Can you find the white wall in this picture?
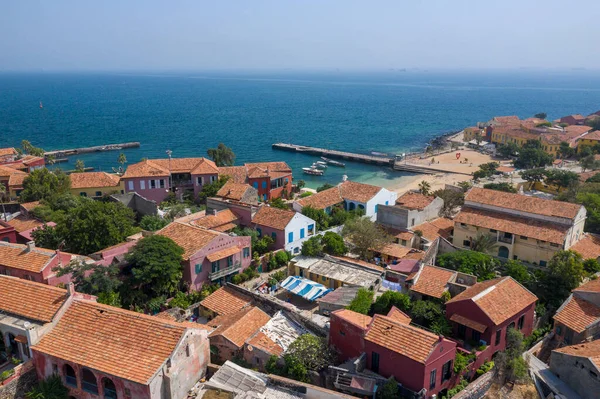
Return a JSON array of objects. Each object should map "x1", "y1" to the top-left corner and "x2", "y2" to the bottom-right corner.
[
  {"x1": 365, "y1": 188, "x2": 398, "y2": 219},
  {"x1": 284, "y1": 213, "x2": 317, "y2": 254}
]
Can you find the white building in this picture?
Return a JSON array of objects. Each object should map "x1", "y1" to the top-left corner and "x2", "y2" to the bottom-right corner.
[{"x1": 252, "y1": 206, "x2": 317, "y2": 254}]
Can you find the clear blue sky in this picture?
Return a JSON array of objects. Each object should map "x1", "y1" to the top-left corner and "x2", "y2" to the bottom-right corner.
[{"x1": 1, "y1": 0, "x2": 598, "y2": 71}]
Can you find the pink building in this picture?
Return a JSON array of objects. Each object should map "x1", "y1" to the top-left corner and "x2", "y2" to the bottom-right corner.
[
  {"x1": 32, "y1": 299, "x2": 210, "y2": 399},
  {"x1": 0, "y1": 241, "x2": 84, "y2": 286},
  {"x1": 219, "y1": 162, "x2": 293, "y2": 202},
  {"x1": 121, "y1": 157, "x2": 219, "y2": 204},
  {"x1": 0, "y1": 220, "x2": 17, "y2": 243},
  {"x1": 329, "y1": 307, "x2": 457, "y2": 398},
  {"x1": 156, "y1": 222, "x2": 252, "y2": 289}
]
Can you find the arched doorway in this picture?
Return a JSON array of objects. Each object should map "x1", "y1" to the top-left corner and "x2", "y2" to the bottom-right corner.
[
  {"x1": 81, "y1": 368, "x2": 98, "y2": 394},
  {"x1": 498, "y1": 246, "x2": 509, "y2": 259},
  {"x1": 103, "y1": 378, "x2": 118, "y2": 399},
  {"x1": 64, "y1": 364, "x2": 77, "y2": 388},
  {"x1": 348, "y1": 202, "x2": 356, "y2": 211}
]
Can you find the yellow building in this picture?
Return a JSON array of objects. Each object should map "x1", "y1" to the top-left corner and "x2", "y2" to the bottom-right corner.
[
  {"x1": 69, "y1": 172, "x2": 124, "y2": 198},
  {"x1": 453, "y1": 188, "x2": 586, "y2": 266},
  {"x1": 463, "y1": 127, "x2": 484, "y2": 142},
  {"x1": 490, "y1": 127, "x2": 540, "y2": 147},
  {"x1": 577, "y1": 130, "x2": 600, "y2": 152},
  {"x1": 0, "y1": 165, "x2": 28, "y2": 200},
  {"x1": 540, "y1": 134, "x2": 563, "y2": 157}
]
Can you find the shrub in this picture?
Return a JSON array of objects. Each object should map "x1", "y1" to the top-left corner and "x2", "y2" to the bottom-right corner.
[
  {"x1": 476, "y1": 360, "x2": 495, "y2": 376},
  {"x1": 346, "y1": 288, "x2": 374, "y2": 315},
  {"x1": 275, "y1": 250, "x2": 290, "y2": 267},
  {"x1": 231, "y1": 274, "x2": 244, "y2": 285},
  {"x1": 0, "y1": 369, "x2": 15, "y2": 383},
  {"x1": 444, "y1": 377, "x2": 468, "y2": 398},
  {"x1": 25, "y1": 374, "x2": 69, "y2": 399},
  {"x1": 299, "y1": 192, "x2": 313, "y2": 198},
  {"x1": 372, "y1": 290, "x2": 410, "y2": 315}
]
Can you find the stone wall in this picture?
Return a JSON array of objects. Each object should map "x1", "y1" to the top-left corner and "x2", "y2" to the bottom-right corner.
[
  {"x1": 0, "y1": 363, "x2": 37, "y2": 399},
  {"x1": 452, "y1": 371, "x2": 494, "y2": 399}
]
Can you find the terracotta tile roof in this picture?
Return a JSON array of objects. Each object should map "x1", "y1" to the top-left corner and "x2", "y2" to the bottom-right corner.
[
  {"x1": 541, "y1": 134, "x2": 564, "y2": 145},
  {"x1": 553, "y1": 340, "x2": 600, "y2": 369},
  {"x1": 377, "y1": 244, "x2": 413, "y2": 259},
  {"x1": 449, "y1": 313, "x2": 487, "y2": 333},
  {"x1": 565, "y1": 125, "x2": 593, "y2": 137},
  {"x1": 296, "y1": 186, "x2": 344, "y2": 210},
  {"x1": 218, "y1": 166, "x2": 248, "y2": 184},
  {"x1": 332, "y1": 309, "x2": 372, "y2": 330},
  {"x1": 501, "y1": 128, "x2": 541, "y2": 141},
  {"x1": 570, "y1": 234, "x2": 600, "y2": 260},
  {"x1": 0, "y1": 165, "x2": 28, "y2": 181},
  {"x1": 200, "y1": 286, "x2": 252, "y2": 316},
  {"x1": 553, "y1": 296, "x2": 600, "y2": 334},
  {"x1": 412, "y1": 218, "x2": 454, "y2": 242},
  {"x1": 411, "y1": 266, "x2": 455, "y2": 299},
  {"x1": 0, "y1": 147, "x2": 17, "y2": 157},
  {"x1": 6, "y1": 216, "x2": 45, "y2": 233},
  {"x1": 339, "y1": 181, "x2": 382, "y2": 203},
  {"x1": 447, "y1": 277, "x2": 537, "y2": 325},
  {"x1": 8, "y1": 171, "x2": 28, "y2": 187},
  {"x1": 0, "y1": 241, "x2": 56, "y2": 273},
  {"x1": 493, "y1": 116, "x2": 520, "y2": 124},
  {"x1": 465, "y1": 187, "x2": 582, "y2": 219},
  {"x1": 579, "y1": 170, "x2": 600, "y2": 182},
  {"x1": 121, "y1": 159, "x2": 170, "y2": 179},
  {"x1": 32, "y1": 300, "x2": 196, "y2": 384},
  {"x1": 388, "y1": 259, "x2": 420, "y2": 274},
  {"x1": 206, "y1": 246, "x2": 241, "y2": 263},
  {"x1": 20, "y1": 201, "x2": 40, "y2": 212},
  {"x1": 455, "y1": 207, "x2": 568, "y2": 244},
  {"x1": 191, "y1": 209, "x2": 239, "y2": 231},
  {"x1": 0, "y1": 275, "x2": 67, "y2": 323},
  {"x1": 365, "y1": 314, "x2": 443, "y2": 363},
  {"x1": 247, "y1": 331, "x2": 283, "y2": 356},
  {"x1": 581, "y1": 130, "x2": 600, "y2": 141},
  {"x1": 208, "y1": 306, "x2": 270, "y2": 348},
  {"x1": 69, "y1": 172, "x2": 121, "y2": 189},
  {"x1": 216, "y1": 181, "x2": 255, "y2": 201},
  {"x1": 148, "y1": 158, "x2": 218, "y2": 175},
  {"x1": 156, "y1": 222, "x2": 219, "y2": 260},
  {"x1": 386, "y1": 228, "x2": 414, "y2": 242},
  {"x1": 386, "y1": 307, "x2": 411, "y2": 325},
  {"x1": 395, "y1": 192, "x2": 435, "y2": 210},
  {"x1": 252, "y1": 206, "x2": 295, "y2": 230},
  {"x1": 574, "y1": 278, "x2": 600, "y2": 294},
  {"x1": 20, "y1": 155, "x2": 44, "y2": 166}
]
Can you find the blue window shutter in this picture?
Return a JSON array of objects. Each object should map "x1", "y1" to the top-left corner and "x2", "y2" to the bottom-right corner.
[
  {"x1": 375, "y1": 204, "x2": 379, "y2": 213},
  {"x1": 271, "y1": 232, "x2": 277, "y2": 240},
  {"x1": 262, "y1": 181, "x2": 267, "y2": 189},
  {"x1": 385, "y1": 201, "x2": 389, "y2": 205},
  {"x1": 300, "y1": 228, "x2": 305, "y2": 239},
  {"x1": 195, "y1": 264, "x2": 202, "y2": 274},
  {"x1": 288, "y1": 232, "x2": 293, "y2": 243},
  {"x1": 257, "y1": 228, "x2": 262, "y2": 237},
  {"x1": 253, "y1": 182, "x2": 259, "y2": 189}
]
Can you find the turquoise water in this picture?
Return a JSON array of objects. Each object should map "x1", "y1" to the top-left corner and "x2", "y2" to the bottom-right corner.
[{"x1": 1, "y1": 70, "x2": 600, "y2": 188}]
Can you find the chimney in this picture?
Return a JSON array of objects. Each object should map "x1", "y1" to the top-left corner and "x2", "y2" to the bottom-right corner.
[
  {"x1": 26, "y1": 241, "x2": 35, "y2": 252},
  {"x1": 66, "y1": 282, "x2": 75, "y2": 297},
  {"x1": 212, "y1": 209, "x2": 218, "y2": 216}
]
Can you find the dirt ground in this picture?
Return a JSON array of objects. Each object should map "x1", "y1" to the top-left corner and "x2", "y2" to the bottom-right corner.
[{"x1": 484, "y1": 382, "x2": 538, "y2": 399}]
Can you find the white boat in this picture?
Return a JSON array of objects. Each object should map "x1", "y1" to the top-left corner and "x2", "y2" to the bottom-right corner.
[
  {"x1": 302, "y1": 167, "x2": 324, "y2": 176},
  {"x1": 313, "y1": 161, "x2": 328, "y2": 169},
  {"x1": 321, "y1": 156, "x2": 345, "y2": 167}
]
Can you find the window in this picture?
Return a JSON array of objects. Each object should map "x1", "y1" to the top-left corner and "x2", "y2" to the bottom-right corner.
[
  {"x1": 340, "y1": 330, "x2": 345, "y2": 336},
  {"x1": 227, "y1": 256, "x2": 233, "y2": 267},
  {"x1": 243, "y1": 247, "x2": 250, "y2": 258},
  {"x1": 128, "y1": 181, "x2": 134, "y2": 190},
  {"x1": 460, "y1": 223, "x2": 467, "y2": 228},
  {"x1": 103, "y1": 378, "x2": 117, "y2": 399},
  {"x1": 160, "y1": 179, "x2": 165, "y2": 188},
  {"x1": 540, "y1": 260, "x2": 547, "y2": 267},
  {"x1": 288, "y1": 231, "x2": 293, "y2": 243},
  {"x1": 518, "y1": 315, "x2": 525, "y2": 330},
  {"x1": 513, "y1": 255, "x2": 518, "y2": 260},
  {"x1": 401, "y1": 239, "x2": 407, "y2": 246},
  {"x1": 472, "y1": 330, "x2": 481, "y2": 343},
  {"x1": 300, "y1": 228, "x2": 305, "y2": 239},
  {"x1": 211, "y1": 261, "x2": 219, "y2": 273},
  {"x1": 550, "y1": 243, "x2": 560, "y2": 247},
  {"x1": 495, "y1": 329, "x2": 502, "y2": 345},
  {"x1": 195, "y1": 264, "x2": 202, "y2": 274},
  {"x1": 197, "y1": 176, "x2": 203, "y2": 186},
  {"x1": 80, "y1": 192, "x2": 87, "y2": 197},
  {"x1": 565, "y1": 328, "x2": 574, "y2": 345},
  {"x1": 271, "y1": 232, "x2": 277, "y2": 240},
  {"x1": 411, "y1": 218, "x2": 415, "y2": 227},
  {"x1": 463, "y1": 240, "x2": 471, "y2": 247},
  {"x1": 81, "y1": 368, "x2": 98, "y2": 394},
  {"x1": 429, "y1": 369, "x2": 437, "y2": 389},
  {"x1": 262, "y1": 181, "x2": 267, "y2": 189},
  {"x1": 52, "y1": 364, "x2": 58, "y2": 375},
  {"x1": 442, "y1": 360, "x2": 452, "y2": 381},
  {"x1": 457, "y1": 324, "x2": 466, "y2": 339},
  {"x1": 140, "y1": 180, "x2": 146, "y2": 190},
  {"x1": 64, "y1": 364, "x2": 77, "y2": 387},
  {"x1": 186, "y1": 344, "x2": 190, "y2": 357},
  {"x1": 520, "y1": 236, "x2": 528, "y2": 240},
  {"x1": 95, "y1": 191, "x2": 102, "y2": 197},
  {"x1": 322, "y1": 276, "x2": 326, "y2": 282},
  {"x1": 150, "y1": 179, "x2": 156, "y2": 189},
  {"x1": 211, "y1": 176, "x2": 217, "y2": 183},
  {"x1": 556, "y1": 325, "x2": 562, "y2": 336},
  {"x1": 257, "y1": 228, "x2": 262, "y2": 237},
  {"x1": 308, "y1": 224, "x2": 314, "y2": 235},
  {"x1": 371, "y1": 352, "x2": 380, "y2": 373},
  {"x1": 375, "y1": 204, "x2": 379, "y2": 213},
  {"x1": 490, "y1": 229, "x2": 497, "y2": 233},
  {"x1": 253, "y1": 182, "x2": 259, "y2": 189}
]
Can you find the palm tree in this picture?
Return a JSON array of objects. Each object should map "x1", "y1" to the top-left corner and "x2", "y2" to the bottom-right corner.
[
  {"x1": 418, "y1": 180, "x2": 431, "y2": 196},
  {"x1": 470, "y1": 233, "x2": 498, "y2": 254},
  {"x1": 207, "y1": 143, "x2": 236, "y2": 167}
]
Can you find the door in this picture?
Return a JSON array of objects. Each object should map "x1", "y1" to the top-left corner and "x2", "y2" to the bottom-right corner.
[{"x1": 498, "y1": 246, "x2": 509, "y2": 259}]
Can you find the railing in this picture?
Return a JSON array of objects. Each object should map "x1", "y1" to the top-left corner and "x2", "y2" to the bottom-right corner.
[
  {"x1": 209, "y1": 264, "x2": 242, "y2": 280},
  {"x1": 172, "y1": 179, "x2": 192, "y2": 186},
  {"x1": 498, "y1": 235, "x2": 513, "y2": 244},
  {"x1": 82, "y1": 381, "x2": 98, "y2": 394}
]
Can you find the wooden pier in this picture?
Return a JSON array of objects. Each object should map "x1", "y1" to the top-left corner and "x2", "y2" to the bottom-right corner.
[
  {"x1": 45, "y1": 142, "x2": 140, "y2": 158},
  {"x1": 272, "y1": 143, "x2": 394, "y2": 166}
]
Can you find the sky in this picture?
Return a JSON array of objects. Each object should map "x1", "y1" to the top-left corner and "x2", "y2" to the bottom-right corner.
[{"x1": 1, "y1": 0, "x2": 599, "y2": 71}]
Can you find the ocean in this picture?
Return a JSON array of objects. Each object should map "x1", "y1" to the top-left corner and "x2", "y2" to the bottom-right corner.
[{"x1": 1, "y1": 70, "x2": 600, "y2": 189}]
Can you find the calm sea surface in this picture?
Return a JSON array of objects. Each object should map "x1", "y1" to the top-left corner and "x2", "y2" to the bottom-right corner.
[{"x1": 1, "y1": 70, "x2": 600, "y2": 188}]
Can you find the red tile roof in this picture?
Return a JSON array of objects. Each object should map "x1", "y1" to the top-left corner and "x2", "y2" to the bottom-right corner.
[
  {"x1": 297, "y1": 180, "x2": 383, "y2": 209},
  {"x1": 6, "y1": 215, "x2": 45, "y2": 233},
  {"x1": 208, "y1": 306, "x2": 270, "y2": 348},
  {"x1": 465, "y1": 188, "x2": 582, "y2": 219},
  {"x1": 121, "y1": 159, "x2": 170, "y2": 179},
  {"x1": 216, "y1": 181, "x2": 255, "y2": 201},
  {"x1": 247, "y1": 331, "x2": 284, "y2": 356},
  {"x1": 395, "y1": 192, "x2": 435, "y2": 210},
  {"x1": 0, "y1": 241, "x2": 56, "y2": 273},
  {"x1": 447, "y1": 277, "x2": 537, "y2": 325},
  {"x1": 218, "y1": 166, "x2": 248, "y2": 184},
  {"x1": 365, "y1": 314, "x2": 444, "y2": 363},
  {"x1": 69, "y1": 172, "x2": 121, "y2": 189},
  {"x1": 191, "y1": 209, "x2": 239, "y2": 232},
  {"x1": 455, "y1": 207, "x2": 568, "y2": 244},
  {"x1": 386, "y1": 307, "x2": 411, "y2": 325},
  {"x1": 0, "y1": 275, "x2": 68, "y2": 323},
  {"x1": 574, "y1": 278, "x2": 600, "y2": 294},
  {"x1": 553, "y1": 340, "x2": 600, "y2": 369},
  {"x1": 332, "y1": 309, "x2": 372, "y2": 330},
  {"x1": 218, "y1": 162, "x2": 291, "y2": 184},
  {"x1": 570, "y1": 234, "x2": 600, "y2": 260},
  {"x1": 554, "y1": 296, "x2": 600, "y2": 334},
  {"x1": 156, "y1": 222, "x2": 219, "y2": 260},
  {"x1": 33, "y1": 300, "x2": 198, "y2": 384},
  {"x1": 0, "y1": 148, "x2": 17, "y2": 157},
  {"x1": 20, "y1": 201, "x2": 41, "y2": 212},
  {"x1": 412, "y1": 218, "x2": 454, "y2": 242},
  {"x1": 200, "y1": 286, "x2": 252, "y2": 316},
  {"x1": 410, "y1": 266, "x2": 455, "y2": 299},
  {"x1": 206, "y1": 246, "x2": 241, "y2": 263},
  {"x1": 252, "y1": 206, "x2": 295, "y2": 230}
]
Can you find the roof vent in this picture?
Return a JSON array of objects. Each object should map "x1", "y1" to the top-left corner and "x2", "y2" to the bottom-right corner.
[{"x1": 25, "y1": 241, "x2": 35, "y2": 252}]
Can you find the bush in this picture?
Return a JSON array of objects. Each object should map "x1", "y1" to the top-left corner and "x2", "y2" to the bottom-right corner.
[
  {"x1": 139, "y1": 215, "x2": 169, "y2": 231},
  {"x1": 443, "y1": 377, "x2": 468, "y2": 399},
  {"x1": 453, "y1": 351, "x2": 475, "y2": 374},
  {"x1": 523, "y1": 325, "x2": 551, "y2": 349},
  {"x1": 274, "y1": 250, "x2": 290, "y2": 267},
  {"x1": 299, "y1": 191, "x2": 313, "y2": 198},
  {"x1": 372, "y1": 290, "x2": 410, "y2": 315},
  {"x1": 584, "y1": 258, "x2": 600, "y2": 275},
  {"x1": 346, "y1": 288, "x2": 374, "y2": 315},
  {"x1": 231, "y1": 274, "x2": 244, "y2": 285},
  {"x1": 0, "y1": 369, "x2": 15, "y2": 383},
  {"x1": 25, "y1": 374, "x2": 69, "y2": 399},
  {"x1": 476, "y1": 360, "x2": 495, "y2": 376}
]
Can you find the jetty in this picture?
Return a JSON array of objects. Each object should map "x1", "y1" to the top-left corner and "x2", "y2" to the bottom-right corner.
[
  {"x1": 272, "y1": 143, "x2": 394, "y2": 166},
  {"x1": 44, "y1": 142, "x2": 140, "y2": 158}
]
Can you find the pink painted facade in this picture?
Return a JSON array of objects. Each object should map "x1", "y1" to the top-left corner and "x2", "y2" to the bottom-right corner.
[
  {"x1": 192, "y1": 173, "x2": 219, "y2": 198},
  {"x1": 0, "y1": 221, "x2": 17, "y2": 243},
  {"x1": 249, "y1": 174, "x2": 292, "y2": 202},
  {"x1": 0, "y1": 249, "x2": 75, "y2": 286},
  {"x1": 122, "y1": 176, "x2": 169, "y2": 204},
  {"x1": 185, "y1": 234, "x2": 252, "y2": 290},
  {"x1": 254, "y1": 223, "x2": 286, "y2": 250},
  {"x1": 328, "y1": 312, "x2": 366, "y2": 361}
]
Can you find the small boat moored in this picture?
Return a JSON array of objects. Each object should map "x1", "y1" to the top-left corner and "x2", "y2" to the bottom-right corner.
[
  {"x1": 313, "y1": 161, "x2": 328, "y2": 169},
  {"x1": 321, "y1": 156, "x2": 346, "y2": 167},
  {"x1": 302, "y1": 167, "x2": 324, "y2": 176}
]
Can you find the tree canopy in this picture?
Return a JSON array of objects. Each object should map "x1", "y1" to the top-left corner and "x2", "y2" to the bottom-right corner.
[
  {"x1": 371, "y1": 290, "x2": 410, "y2": 315},
  {"x1": 316, "y1": 183, "x2": 334, "y2": 192},
  {"x1": 482, "y1": 182, "x2": 517, "y2": 193},
  {"x1": 207, "y1": 143, "x2": 236, "y2": 167},
  {"x1": 20, "y1": 140, "x2": 45, "y2": 157},
  {"x1": 197, "y1": 175, "x2": 230, "y2": 203},
  {"x1": 342, "y1": 217, "x2": 392, "y2": 260},
  {"x1": 20, "y1": 169, "x2": 71, "y2": 203},
  {"x1": 432, "y1": 188, "x2": 464, "y2": 217},
  {"x1": 513, "y1": 140, "x2": 553, "y2": 169},
  {"x1": 437, "y1": 250, "x2": 498, "y2": 281},
  {"x1": 346, "y1": 288, "x2": 374, "y2": 315}
]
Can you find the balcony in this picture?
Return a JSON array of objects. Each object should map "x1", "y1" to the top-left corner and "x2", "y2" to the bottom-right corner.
[
  {"x1": 209, "y1": 264, "x2": 242, "y2": 280},
  {"x1": 497, "y1": 234, "x2": 513, "y2": 244}
]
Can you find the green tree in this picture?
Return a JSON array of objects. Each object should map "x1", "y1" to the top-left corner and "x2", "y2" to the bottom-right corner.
[
  {"x1": 583, "y1": 258, "x2": 600, "y2": 275},
  {"x1": 127, "y1": 235, "x2": 185, "y2": 298},
  {"x1": 20, "y1": 140, "x2": 45, "y2": 157},
  {"x1": 469, "y1": 233, "x2": 498, "y2": 254},
  {"x1": 504, "y1": 260, "x2": 531, "y2": 284},
  {"x1": 372, "y1": 290, "x2": 411, "y2": 315},
  {"x1": 497, "y1": 142, "x2": 520, "y2": 158},
  {"x1": 74, "y1": 159, "x2": 85, "y2": 173},
  {"x1": 432, "y1": 188, "x2": 464, "y2": 217},
  {"x1": 558, "y1": 142, "x2": 575, "y2": 159},
  {"x1": 139, "y1": 215, "x2": 169, "y2": 231},
  {"x1": 296, "y1": 180, "x2": 306, "y2": 190},
  {"x1": 482, "y1": 182, "x2": 517, "y2": 193},
  {"x1": 206, "y1": 143, "x2": 236, "y2": 166},
  {"x1": 346, "y1": 288, "x2": 374, "y2": 315},
  {"x1": 437, "y1": 251, "x2": 498, "y2": 280},
  {"x1": 30, "y1": 224, "x2": 62, "y2": 250},
  {"x1": 118, "y1": 152, "x2": 127, "y2": 166},
  {"x1": 544, "y1": 169, "x2": 580, "y2": 191},
  {"x1": 580, "y1": 154, "x2": 599, "y2": 172},
  {"x1": 513, "y1": 140, "x2": 553, "y2": 169},
  {"x1": 253, "y1": 236, "x2": 274, "y2": 256},
  {"x1": 576, "y1": 193, "x2": 600, "y2": 234},
  {"x1": 55, "y1": 260, "x2": 122, "y2": 298},
  {"x1": 410, "y1": 300, "x2": 451, "y2": 335},
  {"x1": 25, "y1": 374, "x2": 69, "y2": 399},
  {"x1": 534, "y1": 112, "x2": 547, "y2": 119},
  {"x1": 269, "y1": 197, "x2": 289, "y2": 210},
  {"x1": 495, "y1": 328, "x2": 529, "y2": 384},
  {"x1": 587, "y1": 117, "x2": 600, "y2": 131},
  {"x1": 541, "y1": 250, "x2": 585, "y2": 308},
  {"x1": 579, "y1": 144, "x2": 594, "y2": 158},
  {"x1": 197, "y1": 175, "x2": 230, "y2": 203},
  {"x1": 520, "y1": 168, "x2": 547, "y2": 190},
  {"x1": 20, "y1": 169, "x2": 71, "y2": 203},
  {"x1": 321, "y1": 231, "x2": 347, "y2": 256},
  {"x1": 316, "y1": 183, "x2": 334, "y2": 192},
  {"x1": 0, "y1": 183, "x2": 7, "y2": 221},
  {"x1": 378, "y1": 377, "x2": 399, "y2": 399},
  {"x1": 457, "y1": 181, "x2": 472, "y2": 192},
  {"x1": 418, "y1": 180, "x2": 432, "y2": 196},
  {"x1": 342, "y1": 217, "x2": 392, "y2": 260},
  {"x1": 285, "y1": 334, "x2": 335, "y2": 373},
  {"x1": 301, "y1": 206, "x2": 331, "y2": 230},
  {"x1": 301, "y1": 235, "x2": 323, "y2": 256}
]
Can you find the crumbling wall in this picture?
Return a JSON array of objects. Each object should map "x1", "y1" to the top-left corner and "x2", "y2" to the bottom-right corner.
[{"x1": 0, "y1": 364, "x2": 37, "y2": 399}]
